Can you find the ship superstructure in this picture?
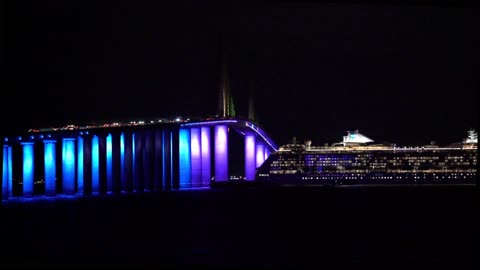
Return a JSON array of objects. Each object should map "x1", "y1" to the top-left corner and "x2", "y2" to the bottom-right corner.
[{"x1": 256, "y1": 130, "x2": 477, "y2": 185}]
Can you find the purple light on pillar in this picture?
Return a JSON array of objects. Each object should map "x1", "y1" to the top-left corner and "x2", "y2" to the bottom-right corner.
[
  {"x1": 190, "y1": 128, "x2": 202, "y2": 187},
  {"x1": 256, "y1": 142, "x2": 265, "y2": 169},
  {"x1": 245, "y1": 134, "x2": 256, "y2": 181},
  {"x1": 21, "y1": 142, "x2": 35, "y2": 197},
  {"x1": 214, "y1": 125, "x2": 228, "y2": 182},
  {"x1": 264, "y1": 146, "x2": 270, "y2": 161},
  {"x1": 200, "y1": 127, "x2": 211, "y2": 186}
]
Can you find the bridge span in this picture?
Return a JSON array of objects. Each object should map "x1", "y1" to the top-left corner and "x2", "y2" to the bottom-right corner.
[{"x1": 1, "y1": 118, "x2": 277, "y2": 200}]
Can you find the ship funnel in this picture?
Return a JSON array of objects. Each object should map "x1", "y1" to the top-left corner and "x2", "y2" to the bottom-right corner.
[
  {"x1": 304, "y1": 140, "x2": 312, "y2": 150},
  {"x1": 465, "y1": 129, "x2": 478, "y2": 144}
]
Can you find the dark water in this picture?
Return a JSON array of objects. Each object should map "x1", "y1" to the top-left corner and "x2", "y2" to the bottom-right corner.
[{"x1": 0, "y1": 186, "x2": 476, "y2": 268}]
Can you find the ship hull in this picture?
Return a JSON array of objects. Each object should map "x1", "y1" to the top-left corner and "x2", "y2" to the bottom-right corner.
[
  {"x1": 258, "y1": 172, "x2": 476, "y2": 186},
  {"x1": 256, "y1": 133, "x2": 477, "y2": 187}
]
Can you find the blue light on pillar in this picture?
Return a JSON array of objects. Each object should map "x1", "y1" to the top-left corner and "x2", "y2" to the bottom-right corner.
[
  {"x1": 133, "y1": 131, "x2": 143, "y2": 192},
  {"x1": 77, "y1": 136, "x2": 84, "y2": 194},
  {"x1": 179, "y1": 128, "x2": 191, "y2": 188},
  {"x1": 190, "y1": 128, "x2": 201, "y2": 187},
  {"x1": 44, "y1": 140, "x2": 56, "y2": 196},
  {"x1": 8, "y1": 146, "x2": 12, "y2": 197},
  {"x1": 143, "y1": 131, "x2": 153, "y2": 191},
  {"x1": 22, "y1": 142, "x2": 35, "y2": 197},
  {"x1": 2, "y1": 145, "x2": 12, "y2": 198},
  {"x1": 106, "y1": 133, "x2": 113, "y2": 192},
  {"x1": 245, "y1": 134, "x2": 256, "y2": 181},
  {"x1": 170, "y1": 131, "x2": 173, "y2": 186},
  {"x1": 200, "y1": 127, "x2": 211, "y2": 186},
  {"x1": 256, "y1": 142, "x2": 265, "y2": 169},
  {"x1": 214, "y1": 125, "x2": 228, "y2": 182},
  {"x1": 264, "y1": 146, "x2": 270, "y2": 161},
  {"x1": 161, "y1": 131, "x2": 166, "y2": 188},
  {"x1": 92, "y1": 135, "x2": 99, "y2": 194},
  {"x1": 132, "y1": 132, "x2": 135, "y2": 180},
  {"x1": 120, "y1": 132, "x2": 125, "y2": 190},
  {"x1": 2, "y1": 146, "x2": 8, "y2": 198},
  {"x1": 62, "y1": 138, "x2": 76, "y2": 195}
]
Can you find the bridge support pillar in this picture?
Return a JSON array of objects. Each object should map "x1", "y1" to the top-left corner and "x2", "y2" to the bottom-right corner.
[
  {"x1": 163, "y1": 130, "x2": 173, "y2": 190},
  {"x1": 98, "y1": 135, "x2": 107, "y2": 195},
  {"x1": 171, "y1": 129, "x2": 180, "y2": 189},
  {"x1": 44, "y1": 140, "x2": 56, "y2": 196},
  {"x1": 245, "y1": 133, "x2": 256, "y2": 181},
  {"x1": 144, "y1": 130, "x2": 153, "y2": 191},
  {"x1": 122, "y1": 132, "x2": 134, "y2": 192},
  {"x1": 264, "y1": 146, "x2": 270, "y2": 161},
  {"x1": 179, "y1": 128, "x2": 191, "y2": 188},
  {"x1": 62, "y1": 138, "x2": 76, "y2": 195},
  {"x1": 82, "y1": 135, "x2": 92, "y2": 195},
  {"x1": 106, "y1": 133, "x2": 113, "y2": 193},
  {"x1": 21, "y1": 142, "x2": 35, "y2": 197},
  {"x1": 133, "y1": 131, "x2": 144, "y2": 192},
  {"x1": 190, "y1": 127, "x2": 202, "y2": 187},
  {"x1": 91, "y1": 135, "x2": 100, "y2": 194},
  {"x1": 256, "y1": 142, "x2": 265, "y2": 169},
  {"x1": 200, "y1": 127, "x2": 211, "y2": 186},
  {"x1": 214, "y1": 125, "x2": 228, "y2": 182},
  {"x1": 77, "y1": 136, "x2": 84, "y2": 195},
  {"x1": 0, "y1": 143, "x2": 2, "y2": 200},
  {"x1": 2, "y1": 145, "x2": 13, "y2": 199},
  {"x1": 111, "y1": 132, "x2": 121, "y2": 193},
  {"x1": 153, "y1": 130, "x2": 164, "y2": 192}
]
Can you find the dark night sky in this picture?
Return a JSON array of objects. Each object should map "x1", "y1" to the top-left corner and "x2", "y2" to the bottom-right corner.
[{"x1": 3, "y1": 1, "x2": 477, "y2": 146}]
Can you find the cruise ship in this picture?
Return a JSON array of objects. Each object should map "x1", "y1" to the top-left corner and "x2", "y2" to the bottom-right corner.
[{"x1": 256, "y1": 130, "x2": 477, "y2": 186}]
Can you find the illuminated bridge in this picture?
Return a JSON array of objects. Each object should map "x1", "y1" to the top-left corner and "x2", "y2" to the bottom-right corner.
[{"x1": 1, "y1": 118, "x2": 278, "y2": 200}]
